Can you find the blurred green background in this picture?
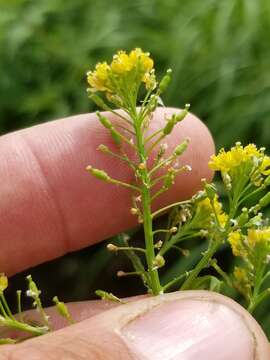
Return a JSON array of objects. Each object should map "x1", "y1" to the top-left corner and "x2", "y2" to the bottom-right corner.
[{"x1": 1, "y1": 0, "x2": 270, "y2": 337}]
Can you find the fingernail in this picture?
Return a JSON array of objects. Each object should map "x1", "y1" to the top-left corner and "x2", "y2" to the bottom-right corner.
[{"x1": 121, "y1": 299, "x2": 255, "y2": 359}]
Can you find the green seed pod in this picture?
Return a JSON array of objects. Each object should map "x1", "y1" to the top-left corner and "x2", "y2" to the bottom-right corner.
[
  {"x1": 53, "y1": 296, "x2": 71, "y2": 320},
  {"x1": 264, "y1": 175, "x2": 270, "y2": 187},
  {"x1": 89, "y1": 94, "x2": 110, "y2": 110},
  {"x1": 163, "y1": 116, "x2": 175, "y2": 135},
  {"x1": 159, "y1": 69, "x2": 172, "y2": 94},
  {"x1": 96, "y1": 111, "x2": 112, "y2": 129},
  {"x1": 110, "y1": 129, "x2": 121, "y2": 145},
  {"x1": 175, "y1": 104, "x2": 190, "y2": 123},
  {"x1": 86, "y1": 166, "x2": 110, "y2": 181},
  {"x1": 174, "y1": 138, "x2": 190, "y2": 156},
  {"x1": 259, "y1": 191, "x2": 270, "y2": 208}
]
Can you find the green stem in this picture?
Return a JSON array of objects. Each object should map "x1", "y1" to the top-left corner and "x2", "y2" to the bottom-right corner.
[
  {"x1": 151, "y1": 200, "x2": 190, "y2": 218},
  {"x1": 181, "y1": 237, "x2": 220, "y2": 290},
  {"x1": 248, "y1": 289, "x2": 270, "y2": 314},
  {"x1": 134, "y1": 114, "x2": 162, "y2": 295},
  {"x1": 163, "y1": 272, "x2": 190, "y2": 292},
  {"x1": 0, "y1": 317, "x2": 48, "y2": 336}
]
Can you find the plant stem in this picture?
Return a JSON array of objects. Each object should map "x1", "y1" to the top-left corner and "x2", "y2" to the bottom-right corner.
[
  {"x1": 181, "y1": 237, "x2": 221, "y2": 290},
  {"x1": 134, "y1": 114, "x2": 162, "y2": 295}
]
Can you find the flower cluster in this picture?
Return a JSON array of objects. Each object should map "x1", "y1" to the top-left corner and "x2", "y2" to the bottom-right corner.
[
  {"x1": 229, "y1": 228, "x2": 270, "y2": 259},
  {"x1": 87, "y1": 48, "x2": 156, "y2": 96},
  {"x1": 193, "y1": 195, "x2": 228, "y2": 230},
  {"x1": 209, "y1": 143, "x2": 270, "y2": 187},
  {"x1": 228, "y1": 228, "x2": 270, "y2": 308}
]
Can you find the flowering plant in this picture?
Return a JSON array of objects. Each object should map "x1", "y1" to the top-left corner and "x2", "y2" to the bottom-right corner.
[{"x1": 0, "y1": 48, "x2": 270, "y2": 343}]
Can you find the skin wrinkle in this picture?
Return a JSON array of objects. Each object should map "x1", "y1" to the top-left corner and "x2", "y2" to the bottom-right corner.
[
  {"x1": 0, "y1": 292, "x2": 268, "y2": 359},
  {"x1": 0, "y1": 133, "x2": 65, "y2": 274},
  {"x1": 20, "y1": 132, "x2": 72, "y2": 255}
]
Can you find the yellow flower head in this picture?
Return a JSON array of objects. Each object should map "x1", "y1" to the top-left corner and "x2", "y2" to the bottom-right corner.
[
  {"x1": 259, "y1": 156, "x2": 270, "y2": 176},
  {"x1": 234, "y1": 266, "x2": 249, "y2": 283},
  {"x1": 228, "y1": 231, "x2": 246, "y2": 257},
  {"x1": 233, "y1": 266, "x2": 251, "y2": 297},
  {"x1": 87, "y1": 62, "x2": 111, "y2": 92},
  {"x1": 87, "y1": 48, "x2": 155, "y2": 94},
  {"x1": 247, "y1": 228, "x2": 270, "y2": 248},
  {"x1": 195, "y1": 195, "x2": 228, "y2": 229},
  {"x1": 209, "y1": 143, "x2": 266, "y2": 173}
]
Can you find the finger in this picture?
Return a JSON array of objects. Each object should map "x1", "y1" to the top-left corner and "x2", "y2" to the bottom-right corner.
[
  {"x1": 19, "y1": 298, "x2": 144, "y2": 331},
  {"x1": 1, "y1": 291, "x2": 269, "y2": 359},
  {"x1": 0, "y1": 108, "x2": 214, "y2": 275}
]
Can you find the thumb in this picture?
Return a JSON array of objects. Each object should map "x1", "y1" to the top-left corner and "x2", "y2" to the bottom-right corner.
[{"x1": 1, "y1": 291, "x2": 269, "y2": 359}]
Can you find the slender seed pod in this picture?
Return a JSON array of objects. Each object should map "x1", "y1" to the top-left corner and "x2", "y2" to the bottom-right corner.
[
  {"x1": 86, "y1": 166, "x2": 110, "y2": 181},
  {"x1": 174, "y1": 104, "x2": 190, "y2": 123},
  {"x1": 264, "y1": 175, "x2": 270, "y2": 187},
  {"x1": 159, "y1": 69, "x2": 172, "y2": 94},
  {"x1": 259, "y1": 192, "x2": 270, "y2": 208},
  {"x1": 163, "y1": 115, "x2": 176, "y2": 135},
  {"x1": 96, "y1": 111, "x2": 112, "y2": 129},
  {"x1": 89, "y1": 94, "x2": 110, "y2": 110},
  {"x1": 174, "y1": 138, "x2": 190, "y2": 156}
]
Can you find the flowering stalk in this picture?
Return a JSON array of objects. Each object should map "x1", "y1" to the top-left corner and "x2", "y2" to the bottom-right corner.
[{"x1": 86, "y1": 49, "x2": 191, "y2": 295}]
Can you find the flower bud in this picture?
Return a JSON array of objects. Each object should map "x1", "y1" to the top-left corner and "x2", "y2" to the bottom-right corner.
[
  {"x1": 221, "y1": 172, "x2": 232, "y2": 191},
  {"x1": 107, "y1": 243, "x2": 118, "y2": 252},
  {"x1": 153, "y1": 254, "x2": 165, "y2": 269}
]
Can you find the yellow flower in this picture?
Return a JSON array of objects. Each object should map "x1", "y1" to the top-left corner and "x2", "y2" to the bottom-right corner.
[
  {"x1": 87, "y1": 48, "x2": 155, "y2": 93},
  {"x1": 209, "y1": 143, "x2": 264, "y2": 173},
  {"x1": 228, "y1": 231, "x2": 246, "y2": 257},
  {"x1": 111, "y1": 51, "x2": 133, "y2": 74},
  {"x1": 233, "y1": 266, "x2": 251, "y2": 297},
  {"x1": 87, "y1": 62, "x2": 111, "y2": 92},
  {"x1": 129, "y1": 48, "x2": 154, "y2": 72},
  {"x1": 247, "y1": 228, "x2": 270, "y2": 248},
  {"x1": 259, "y1": 156, "x2": 270, "y2": 176},
  {"x1": 234, "y1": 266, "x2": 249, "y2": 283},
  {"x1": 195, "y1": 195, "x2": 228, "y2": 228}
]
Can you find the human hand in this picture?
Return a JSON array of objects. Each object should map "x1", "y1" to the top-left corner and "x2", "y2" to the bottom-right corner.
[{"x1": 0, "y1": 108, "x2": 269, "y2": 359}]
